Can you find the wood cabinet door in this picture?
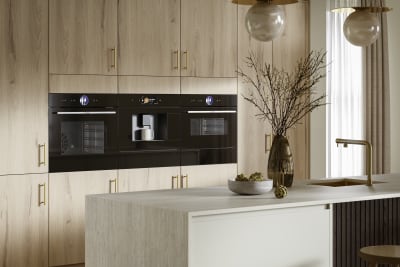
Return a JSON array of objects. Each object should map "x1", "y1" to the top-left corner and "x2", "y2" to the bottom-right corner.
[
  {"x1": 272, "y1": 1, "x2": 309, "y2": 180},
  {"x1": 0, "y1": 0, "x2": 48, "y2": 175},
  {"x1": 49, "y1": 0, "x2": 117, "y2": 75},
  {"x1": 180, "y1": 164, "x2": 237, "y2": 188},
  {"x1": 181, "y1": 0, "x2": 237, "y2": 77},
  {"x1": 118, "y1": 0, "x2": 180, "y2": 76},
  {"x1": 0, "y1": 174, "x2": 48, "y2": 267},
  {"x1": 119, "y1": 166, "x2": 181, "y2": 192},
  {"x1": 49, "y1": 170, "x2": 118, "y2": 266}
]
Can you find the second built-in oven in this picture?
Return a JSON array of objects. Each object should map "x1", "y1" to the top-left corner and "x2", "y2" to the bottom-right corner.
[{"x1": 181, "y1": 94, "x2": 237, "y2": 165}]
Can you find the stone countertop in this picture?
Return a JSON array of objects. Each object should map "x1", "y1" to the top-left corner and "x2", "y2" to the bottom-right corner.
[{"x1": 87, "y1": 173, "x2": 400, "y2": 216}]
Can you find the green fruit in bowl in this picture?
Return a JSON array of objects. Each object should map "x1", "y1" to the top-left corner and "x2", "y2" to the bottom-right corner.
[{"x1": 235, "y1": 172, "x2": 265, "y2": 182}]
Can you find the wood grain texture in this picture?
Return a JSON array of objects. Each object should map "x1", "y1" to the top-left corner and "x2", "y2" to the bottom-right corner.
[
  {"x1": 86, "y1": 196, "x2": 188, "y2": 267},
  {"x1": 0, "y1": 174, "x2": 48, "y2": 267},
  {"x1": 49, "y1": 74, "x2": 117, "y2": 93},
  {"x1": 237, "y1": 3, "x2": 273, "y2": 176},
  {"x1": 181, "y1": 164, "x2": 237, "y2": 188},
  {"x1": 180, "y1": 77, "x2": 237, "y2": 94},
  {"x1": 118, "y1": 0, "x2": 180, "y2": 76},
  {"x1": 49, "y1": 170, "x2": 118, "y2": 266},
  {"x1": 334, "y1": 198, "x2": 400, "y2": 267},
  {"x1": 272, "y1": 1, "x2": 310, "y2": 180},
  {"x1": 49, "y1": 0, "x2": 117, "y2": 75},
  {"x1": 118, "y1": 166, "x2": 180, "y2": 192},
  {"x1": 118, "y1": 76, "x2": 180, "y2": 94},
  {"x1": 0, "y1": 0, "x2": 48, "y2": 175},
  {"x1": 181, "y1": 0, "x2": 237, "y2": 77}
]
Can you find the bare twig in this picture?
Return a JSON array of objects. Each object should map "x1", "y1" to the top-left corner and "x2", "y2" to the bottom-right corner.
[{"x1": 237, "y1": 51, "x2": 327, "y2": 136}]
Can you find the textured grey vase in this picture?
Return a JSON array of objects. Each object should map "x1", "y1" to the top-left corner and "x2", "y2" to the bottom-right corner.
[{"x1": 267, "y1": 135, "x2": 294, "y2": 187}]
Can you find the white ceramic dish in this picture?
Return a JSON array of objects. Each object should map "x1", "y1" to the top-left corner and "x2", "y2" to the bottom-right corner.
[{"x1": 228, "y1": 179, "x2": 273, "y2": 195}]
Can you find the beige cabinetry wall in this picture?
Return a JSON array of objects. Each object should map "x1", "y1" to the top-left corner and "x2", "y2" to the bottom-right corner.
[
  {"x1": 181, "y1": 164, "x2": 238, "y2": 188},
  {"x1": 48, "y1": 170, "x2": 118, "y2": 266},
  {"x1": 118, "y1": 0, "x2": 180, "y2": 77},
  {"x1": 238, "y1": 1, "x2": 310, "y2": 180},
  {"x1": 0, "y1": 174, "x2": 48, "y2": 267},
  {"x1": 181, "y1": 0, "x2": 238, "y2": 78},
  {"x1": 0, "y1": 0, "x2": 48, "y2": 175}
]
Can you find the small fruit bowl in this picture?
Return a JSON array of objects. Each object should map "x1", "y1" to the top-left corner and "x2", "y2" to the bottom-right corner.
[
  {"x1": 228, "y1": 179, "x2": 273, "y2": 195},
  {"x1": 228, "y1": 173, "x2": 273, "y2": 195}
]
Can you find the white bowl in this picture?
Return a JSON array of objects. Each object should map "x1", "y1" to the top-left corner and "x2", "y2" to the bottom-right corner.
[{"x1": 228, "y1": 179, "x2": 273, "y2": 195}]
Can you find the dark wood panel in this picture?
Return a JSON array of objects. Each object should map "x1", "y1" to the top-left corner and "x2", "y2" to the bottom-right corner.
[{"x1": 334, "y1": 198, "x2": 400, "y2": 267}]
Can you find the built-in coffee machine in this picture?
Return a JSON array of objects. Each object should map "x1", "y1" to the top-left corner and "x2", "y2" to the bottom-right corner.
[{"x1": 118, "y1": 94, "x2": 182, "y2": 169}]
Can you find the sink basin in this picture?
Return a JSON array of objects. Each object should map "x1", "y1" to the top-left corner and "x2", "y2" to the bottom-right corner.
[{"x1": 309, "y1": 178, "x2": 385, "y2": 187}]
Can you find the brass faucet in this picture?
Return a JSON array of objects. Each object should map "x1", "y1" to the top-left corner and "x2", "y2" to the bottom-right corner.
[{"x1": 335, "y1": 138, "x2": 373, "y2": 186}]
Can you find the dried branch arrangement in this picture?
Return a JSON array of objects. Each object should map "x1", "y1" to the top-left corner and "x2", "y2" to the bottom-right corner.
[{"x1": 238, "y1": 51, "x2": 327, "y2": 136}]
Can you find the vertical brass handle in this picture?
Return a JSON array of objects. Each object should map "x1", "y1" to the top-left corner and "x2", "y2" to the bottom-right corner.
[
  {"x1": 38, "y1": 183, "x2": 46, "y2": 206},
  {"x1": 110, "y1": 48, "x2": 117, "y2": 69},
  {"x1": 182, "y1": 51, "x2": 188, "y2": 70},
  {"x1": 109, "y1": 179, "x2": 117, "y2": 193},
  {"x1": 38, "y1": 143, "x2": 46, "y2": 167},
  {"x1": 171, "y1": 175, "x2": 179, "y2": 189},
  {"x1": 180, "y1": 175, "x2": 188, "y2": 188},
  {"x1": 173, "y1": 50, "x2": 179, "y2": 70}
]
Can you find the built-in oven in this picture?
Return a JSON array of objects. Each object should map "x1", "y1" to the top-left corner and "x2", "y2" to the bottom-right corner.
[
  {"x1": 181, "y1": 94, "x2": 237, "y2": 165},
  {"x1": 49, "y1": 94, "x2": 119, "y2": 172},
  {"x1": 118, "y1": 94, "x2": 181, "y2": 169}
]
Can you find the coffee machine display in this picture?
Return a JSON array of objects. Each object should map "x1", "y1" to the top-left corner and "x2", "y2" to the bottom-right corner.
[{"x1": 118, "y1": 94, "x2": 181, "y2": 168}]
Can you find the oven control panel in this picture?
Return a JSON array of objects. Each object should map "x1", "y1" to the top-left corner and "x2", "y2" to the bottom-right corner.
[
  {"x1": 182, "y1": 95, "x2": 237, "y2": 107},
  {"x1": 49, "y1": 94, "x2": 118, "y2": 107}
]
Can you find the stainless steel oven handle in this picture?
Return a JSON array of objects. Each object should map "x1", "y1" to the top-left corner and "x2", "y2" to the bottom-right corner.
[
  {"x1": 186, "y1": 110, "x2": 237, "y2": 114},
  {"x1": 56, "y1": 111, "x2": 117, "y2": 115}
]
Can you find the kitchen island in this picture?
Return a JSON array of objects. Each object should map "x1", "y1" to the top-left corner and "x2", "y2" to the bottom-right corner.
[{"x1": 85, "y1": 174, "x2": 400, "y2": 267}]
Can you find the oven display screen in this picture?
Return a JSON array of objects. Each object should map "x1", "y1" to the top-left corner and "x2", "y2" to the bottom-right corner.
[{"x1": 190, "y1": 118, "x2": 228, "y2": 136}]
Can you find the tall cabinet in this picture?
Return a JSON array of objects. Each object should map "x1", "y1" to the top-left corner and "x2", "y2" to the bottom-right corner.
[{"x1": 0, "y1": 0, "x2": 48, "y2": 176}]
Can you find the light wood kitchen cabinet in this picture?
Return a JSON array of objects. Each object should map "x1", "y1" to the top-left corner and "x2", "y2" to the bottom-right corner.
[
  {"x1": 0, "y1": 174, "x2": 48, "y2": 267},
  {"x1": 118, "y1": 166, "x2": 181, "y2": 192},
  {"x1": 0, "y1": 0, "x2": 48, "y2": 176},
  {"x1": 180, "y1": 164, "x2": 237, "y2": 188},
  {"x1": 118, "y1": 0, "x2": 180, "y2": 76},
  {"x1": 49, "y1": 0, "x2": 117, "y2": 75},
  {"x1": 181, "y1": 0, "x2": 237, "y2": 77},
  {"x1": 49, "y1": 170, "x2": 118, "y2": 266},
  {"x1": 273, "y1": 1, "x2": 310, "y2": 180}
]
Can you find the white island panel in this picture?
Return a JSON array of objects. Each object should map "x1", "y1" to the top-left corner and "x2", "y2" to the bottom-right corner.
[{"x1": 189, "y1": 205, "x2": 332, "y2": 267}]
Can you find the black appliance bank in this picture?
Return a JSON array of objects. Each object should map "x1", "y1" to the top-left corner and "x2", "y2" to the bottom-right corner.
[{"x1": 49, "y1": 93, "x2": 237, "y2": 173}]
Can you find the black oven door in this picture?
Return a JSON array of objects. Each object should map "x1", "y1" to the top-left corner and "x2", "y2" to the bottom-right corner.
[
  {"x1": 181, "y1": 108, "x2": 237, "y2": 165},
  {"x1": 49, "y1": 108, "x2": 118, "y2": 172}
]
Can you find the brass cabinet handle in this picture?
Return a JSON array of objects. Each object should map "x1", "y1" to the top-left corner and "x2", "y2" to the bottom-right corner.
[
  {"x1": 173, "y1": 50, "x2": 179, "y2": 70},
  {"x1": 182, "y1": 51, "x2": 188, "y2": 70},
  {"x1": 180, "y1": 175, "x2": 188, "y2": 189},
  {"x1": 171, "y1": 175, "x2": 179, "y2": 189},
  {"x1": 109, "y1": 179, "x2": 117, "y2": 193},
  {"x1": 110, "y1": 48, "x2": 117, "y2": 69},
  {"x1": 38, "y1": 143, "x2": 46, "y2": 167},
  {"x1": 38, "y1": 183, "x2": 46, "y2": 206}
]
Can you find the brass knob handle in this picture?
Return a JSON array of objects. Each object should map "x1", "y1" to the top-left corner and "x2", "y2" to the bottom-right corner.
[
  {"x1": 38, "y1": 183, "x2": 46, "y2": 206},
  {"x1": 109, "y1": 179, "x2": 117, "y2": 193}
]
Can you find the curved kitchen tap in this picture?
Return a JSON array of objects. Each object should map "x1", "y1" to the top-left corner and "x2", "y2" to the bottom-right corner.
[{"x1": 335, "y1": 138, "x2": 373, "y2": 186}]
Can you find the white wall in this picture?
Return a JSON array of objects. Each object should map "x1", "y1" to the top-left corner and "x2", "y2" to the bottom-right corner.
[
  {"x1": 388, "y1": 2, "x2": 400, "y2": 173},
  {"x1": 309, "y1": 0, "x2": 400, "y2": 177},
  {"x1": 309, "y1": 0, "x2": 327, "y2": 179}
]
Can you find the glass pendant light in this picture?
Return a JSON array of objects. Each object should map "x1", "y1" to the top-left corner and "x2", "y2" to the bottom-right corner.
[
  {"x1": 343, "y1": 8, "x2": 380, "y2": 46},
  {"x1": 245, "y1": 0, "x2": 286, "y2": 42}
]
